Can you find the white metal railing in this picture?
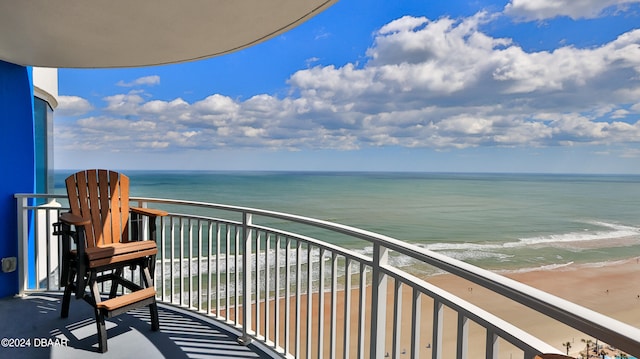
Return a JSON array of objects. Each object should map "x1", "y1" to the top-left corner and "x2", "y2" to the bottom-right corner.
[{"x1": 15, "y1": 194, "x2": 640, "y2": 358}]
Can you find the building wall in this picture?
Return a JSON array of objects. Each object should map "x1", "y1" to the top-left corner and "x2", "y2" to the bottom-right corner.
[
  {"x1": 33, "y1": 68, "x2": 58, "y2": 106},
  {"x1": 0, "y1": 60, "x2": 35, "y2": 298}
]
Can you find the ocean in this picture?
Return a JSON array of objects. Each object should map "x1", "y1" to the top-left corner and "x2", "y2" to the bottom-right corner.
[{"x1": 54, "y1": 171, "x2": 640, "y2": 273}]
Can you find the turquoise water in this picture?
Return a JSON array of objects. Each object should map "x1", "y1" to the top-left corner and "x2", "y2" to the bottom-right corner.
[{"x1": 54, "y1": 171, "x2": 640, "y2": 272}]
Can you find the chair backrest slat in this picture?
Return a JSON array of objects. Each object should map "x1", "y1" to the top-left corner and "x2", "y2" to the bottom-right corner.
[
  {"x1": 100, "y1": 170, "x2": 114, "y2": 244},
  {"x1": 118, "y1": 174, "x2": 130, "y2": 242},
  {"x1": 65, "y1": 169, "x2": 131, "y2": 248},
  {"x1": 87, "y1": 170, "x2": 103, "y2": 244}
]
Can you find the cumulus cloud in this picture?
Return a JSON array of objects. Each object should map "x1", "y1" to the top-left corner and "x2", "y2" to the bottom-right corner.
[
  {"x1": 504, "y1": 0, "x2": 640, "y2": 21},
  {"x1": 56, "y1": 11, "x2": 640, "y2": 155},
  {"x1": 116, "y1": 75, "x2": 160, "y2": 87},
  {"x1": 56, "y1": 95, "x2": 93, "y2": 116},
  {"x1": 103, "y1": 92, "x2": 147, "y2": 116}
]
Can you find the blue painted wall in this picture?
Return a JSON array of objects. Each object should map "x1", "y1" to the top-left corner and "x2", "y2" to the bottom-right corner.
[{"x1": 0, "y1": 60, "x2": 35, "y2": 297}]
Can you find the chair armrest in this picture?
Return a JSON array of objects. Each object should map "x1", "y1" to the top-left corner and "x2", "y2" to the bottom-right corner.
[
  {"x1": 131, "y1": 207, "x2": 168, "y2": 217},
  {"x1": 59, "y1": 212, "x2": 91, "y2": 226},
  {"x1": 129, "y1": 207, "x2": 167, "y2": 244}
]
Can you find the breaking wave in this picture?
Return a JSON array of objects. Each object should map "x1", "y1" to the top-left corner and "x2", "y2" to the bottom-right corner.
[{"x1": 419, "y1": 220, "x2": 640, "y2": 253}]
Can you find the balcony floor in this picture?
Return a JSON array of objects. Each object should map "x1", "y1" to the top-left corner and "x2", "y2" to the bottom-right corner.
[{"x1": 0, "y1": 292, "x2": 275, "y2": 359}]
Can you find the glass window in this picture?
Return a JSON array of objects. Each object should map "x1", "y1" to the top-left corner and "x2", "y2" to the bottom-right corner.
[{"x1": 33, "y1": 96, "x2": 53, "y2": 195}]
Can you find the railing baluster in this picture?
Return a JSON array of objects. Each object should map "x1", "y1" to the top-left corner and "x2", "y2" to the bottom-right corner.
[
  {"x1": 295, "y1": 239, "x2": 302, "y2": 359},
  {"x1": 285, "y1": 236, "x2": 291, "y2": 354},
  {"x1": 255, "y1": 230, "x2": 261, "y2": 339},
  {"x1": 56, "y1": 206, "x2": 63, "y2": 292},
  {"x1": 207, "y1": 221, "x2": 213, "y2": 315},
  {"x1": 196, "y1": 218, "x2": 202, "y2": 311},
  {"x1": 44, "y1": 208, "x2": 52, "y2": 291},
  {"x1": 393, "y1": 278, "x2": 402, "y2": 359},
  {"x1": 486, "y1": 330, "x2": 498, "y2": 359},
  {"x1": 265, "y1": 233, "x2": 271, "y2": 343},
  {"x1": 371, "y1": 243, "x2": 388, "y2": 359},
  {"x1": 170, "y1": 216, "x2": 176, "y2": 305},
  {"x1": 318, "y1": 247, "x2": 326, "y2": 359},
  {"x1": 29, "y1": 210, "x2": 41, "y2": 290},
  {"x1": 357, "y1": 263, "x2": 367, "y2": 359},
  {"x1": 215, "y1": 222, "x2": 221, "y2": 317},
  {"x1": 275, "y1": 235, "x2": 281, "y2": 348},
  {"x1": 241, "y1": 212, "x2": 253, "y2": 342},
  {"x1": 160, "y1": 216, "x2": 166, "y2": 302},
  {"x1": 224, "y1": 225, "x2": 231, "y2": 322},
  {"x1": 306, "y1": 244, "x2": 313, "y2": 359},
  {"x1": 330, "y1": 252, "x2": 338, "y2": 359},
  {"x1": 432, "y1": 299, "x2": 443, "y2": 359},
  {"x1": 343, "y1": 257, "x2": 352, "y2": 359},
  {"x1": 457, "y1": 315, "x2": 469, "y2": 359},
  {"x1": 411, "y1": 288, "x2": 421, "y2": 359},
  {"x1": 17, "y1": 196, "x2": 28, "y2": 295},
  {"x1": 235, "y1": 225, "x2": 240, "y2": 325},
  {"x1": 33, "y1": 208, "x2": 41, "y2": 289},
  {"x1": 189, "y1": 218, "x2": 194, "y2": 308},
  {"x1": 179, "y1": 217, "x2": 185, "y2": 307}
]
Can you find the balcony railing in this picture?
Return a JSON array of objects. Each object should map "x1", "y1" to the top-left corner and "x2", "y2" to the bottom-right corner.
[{"x1": 15, "y1": 194, "x2": 640, "y2": 358}]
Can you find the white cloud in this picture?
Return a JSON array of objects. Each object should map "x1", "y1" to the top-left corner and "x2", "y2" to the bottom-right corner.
[
  {"x1": 193, "y1": 94, "x2": 240, "y2": 115},
  {"x1": 504, "y1": 0, "x2": 640, "y2": 21},
  {"x1": 57, "y1": 11, "x2": 640, "y2": 155},
  {"x1": 140, "y1": 98, "x2": 189, "y2": 114},
  {"x1": 137, "y1": 141, "x2": 170, "y2": 149},
  {"x1": 103, "y1": 92, "x2": 147, "y2": 115},
  {"x1": 116, "y1": 75, "x2": 160, "y2": 87},
  {"x1": 56, "y1": 95, "x2": 93, "y2": 116},
  {"x1": 305, "y1": 57, "x2": 321, "y2": 67},
  {"x1": 610, "y1": 109, "x2": 630, "y2": 119}
]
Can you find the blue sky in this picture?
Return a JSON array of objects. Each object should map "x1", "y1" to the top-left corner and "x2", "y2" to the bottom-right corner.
[{"x1": 55, "y1": 0, "x2": 640, "y2": 173}]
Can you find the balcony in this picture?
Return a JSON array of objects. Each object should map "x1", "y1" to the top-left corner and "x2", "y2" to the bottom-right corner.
[
  {"x1": 0, "y1": 292, "x2": 274, "y2": 359},
  {"x1": 13, "y1": 194, "x2": 640, "y2": 358}
]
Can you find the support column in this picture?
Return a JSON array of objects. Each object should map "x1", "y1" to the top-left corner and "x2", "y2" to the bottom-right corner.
[{"x1": 0, "y1": 61, "x2": 34, "y2": 298}]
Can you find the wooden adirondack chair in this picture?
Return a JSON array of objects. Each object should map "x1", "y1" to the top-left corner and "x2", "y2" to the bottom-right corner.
[{"x1": 54, "y1": 169, "x2": 167, "y2": 353}]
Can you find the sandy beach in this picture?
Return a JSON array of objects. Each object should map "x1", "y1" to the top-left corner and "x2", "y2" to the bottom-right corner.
[
  {"x1": 212, "y1": 259, "x2": 640, "y2": 359},
  {"x1": 372, "y1": 258, "x2": 640, "y2": 358},
  {"x1": 217, "y1": 258, "x2": 640, "y2": 358},
  {"x1": 426, "y1": 258, "x2": 640, "y2": 358}
]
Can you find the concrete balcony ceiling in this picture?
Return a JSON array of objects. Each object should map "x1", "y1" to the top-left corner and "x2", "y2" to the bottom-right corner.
[{"x1": 0, "y1": 0, "x2": 337, "y2": 68}]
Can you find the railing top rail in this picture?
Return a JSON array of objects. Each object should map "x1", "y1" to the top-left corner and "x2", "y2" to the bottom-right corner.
[
  {"x1": 125, "y1": 196, "x2": 640, "y2": 355},
  {"x1": 15, "y1": 193, "x2": 67, "y2": 199},
  {"x1": 16, "y1": 193, "x2": 640, "y2": 355}
]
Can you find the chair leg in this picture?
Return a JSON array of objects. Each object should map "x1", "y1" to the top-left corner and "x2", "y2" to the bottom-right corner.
[
  {"x1": 60, "y1": 258, "x2": 70, "y2": 288},
  {"x1": 109, "y1": 268, "x2": 122, "y2": 299},
  {"x1": 148, "y1": 255, "x2": 156, "y2": 281},
  {"x1": 95, "y1": 308, "x2": 108, "y2": 353},
  {"x1": 76, "y1": 261, "x2": 87, "y2": 300},
  {"x1": 61, "y1": 268, "x2": 77, "y2": 318},
  {"x1": 61, "y1": 283, "x2": 73, "y2": 318},
  {"x1": 88, "y1": 274, "x2": 109, "y2": 353},
  {"x1": 141, "y1": 260, "x2": 154, "y2": 288},
  {"x1": 141, "y1": 259, "x2": 160, "y2": 331},
  {"x1": 149, "y1": 302, "x2": 160, "y2": 331}
]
